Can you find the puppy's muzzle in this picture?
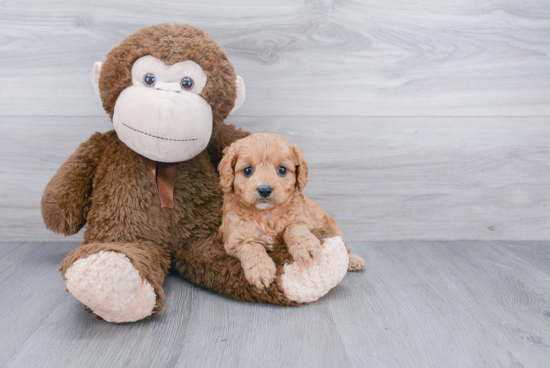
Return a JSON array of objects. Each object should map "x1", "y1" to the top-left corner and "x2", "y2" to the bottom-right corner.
[{"x1": 257, "y1": 185, "x2": 273, "y2": 198}]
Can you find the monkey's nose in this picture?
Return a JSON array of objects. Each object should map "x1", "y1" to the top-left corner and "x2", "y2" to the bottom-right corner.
[
  {"x1": 155, "y1": 82, "x2": 181, "y2": 92},
  {"x1": 257, "y1": 185, "x2": 273, "y2": 198}
]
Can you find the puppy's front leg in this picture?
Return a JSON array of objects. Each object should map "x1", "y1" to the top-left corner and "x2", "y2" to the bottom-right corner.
[
  {"x1": 284, "y1": 224, "x2": 323, "y2": 266},
  {"x1": 225, "y1": 235, "x2": 277, "y2": 289}
]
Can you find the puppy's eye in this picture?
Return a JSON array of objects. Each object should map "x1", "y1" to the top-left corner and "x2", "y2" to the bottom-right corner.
[
  {"x1": 243, "y1": 166, "x2": 254, "y2": 177},
  {"x1": 181, "y1": 77, "x2": 194, "y2": 90},
  {"x1": 277, "y1": 165, "x2": 287, "y2": 176},
  {"x1": 144, "y1": 73, "x2": 156, "y2": 86}
]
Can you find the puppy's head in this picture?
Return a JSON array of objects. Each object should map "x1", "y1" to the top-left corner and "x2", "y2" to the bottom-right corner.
[{"x1": 219, "y1": 133, "x2": 308, "y2": 210}]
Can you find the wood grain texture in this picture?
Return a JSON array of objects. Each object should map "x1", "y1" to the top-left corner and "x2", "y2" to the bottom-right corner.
[
  {"x1": 3, "y1": 116, "x2": 550, "y2": 241},
  {"x1": 1, "y1": 241, "x2": 549, "y2": 368},
  {"x1": 1, "y1": 0, "x2": 549, "y2": 116},
  {"x1": 2, "y1": 2, "x2": 549, "y2": 365}
]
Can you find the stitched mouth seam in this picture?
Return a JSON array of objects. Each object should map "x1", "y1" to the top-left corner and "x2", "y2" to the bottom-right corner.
[{"x1": 122, "y1": 122, "x2": 197, "y2": 142}]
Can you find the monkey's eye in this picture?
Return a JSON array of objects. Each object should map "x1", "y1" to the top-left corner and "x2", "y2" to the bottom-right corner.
[
  {"x1": 277, "y1": 165, "x2": 287, "y2": 176},
  {"x1": 144, "y1": 73, "x2": 156, "y2": 86},
  {"x1": 243, "y1": 166, "x2": 254, "y2": 177},
  {"x1": 181, "y1": 77, "x2": 194, "y2": 90}
]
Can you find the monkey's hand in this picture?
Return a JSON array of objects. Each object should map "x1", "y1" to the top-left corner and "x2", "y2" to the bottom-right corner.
[
  {"x1": 41, "y1": 132, "x2": 107, "y2": 235},
  {"x1": 284, "y1": 224, "x2": 323, "y2": 266}
]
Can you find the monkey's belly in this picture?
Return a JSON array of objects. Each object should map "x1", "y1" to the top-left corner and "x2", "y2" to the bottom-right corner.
[{"x1": 84, "y1": 145, "x2": 223, "y2": 254}]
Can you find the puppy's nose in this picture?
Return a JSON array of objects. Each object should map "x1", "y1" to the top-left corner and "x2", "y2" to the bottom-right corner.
[{"x1": 257, "y1": 185, "x2": 273, "y2": 198}]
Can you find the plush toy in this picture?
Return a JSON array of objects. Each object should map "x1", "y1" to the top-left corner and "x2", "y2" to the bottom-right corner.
[{"x1": 42, "y1": 24, "x2": 352, "y2": 323}]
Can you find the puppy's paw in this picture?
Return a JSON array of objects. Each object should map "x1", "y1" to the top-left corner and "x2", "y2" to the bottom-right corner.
[
  {"x1": 242, "y1": 255, "x2": 277, "y2": 289},
  {"x1": 288, "y1": 236, "x2": 323, "y2": 266},
  {"x1": 348, "y1": 252, "x2": 366, "y2": 271}
]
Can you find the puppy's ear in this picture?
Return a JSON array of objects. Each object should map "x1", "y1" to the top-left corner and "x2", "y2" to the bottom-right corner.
[
  {"x1": 218, "y1": 141, "x2": 241, "y2": 193},
  {"x1": 292, "y1": 144, "x2": 309, "y2": 192}
]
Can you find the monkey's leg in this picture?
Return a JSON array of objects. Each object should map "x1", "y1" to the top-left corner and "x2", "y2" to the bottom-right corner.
[
  {"x1": 174, "y1": 233, "x2": 349, "y2": 305},
  {"x1": 60, "y1": 241, "x2": 170, "y2": 323},
  {"x1": 174, "y1": 234, "x2": 295, "y2": 305}
]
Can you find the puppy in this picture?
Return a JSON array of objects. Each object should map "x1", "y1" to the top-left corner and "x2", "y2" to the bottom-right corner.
[{"x1": 218, "y1": 133, "x2": 365, "y2": 289}]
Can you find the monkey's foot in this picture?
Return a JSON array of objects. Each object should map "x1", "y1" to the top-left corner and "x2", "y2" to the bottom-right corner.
[
  {"x1": 280, "y1": 236, "x2": 349, "y2": 303},
  {"x1": 65, "y1": 251, "x2": 156, "y2": 323}
]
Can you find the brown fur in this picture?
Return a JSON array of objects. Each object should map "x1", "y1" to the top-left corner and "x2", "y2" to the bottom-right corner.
[
  {"x1": 41, "y1": 24, "x2": 298, "y2": 318},
  {"x1": 217, "y1": 133, "x2": 365, "y2": 288}
]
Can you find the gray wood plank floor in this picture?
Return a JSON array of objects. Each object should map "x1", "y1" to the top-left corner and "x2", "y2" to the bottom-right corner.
[{"x1": 1, "y1": 241, "x2": 549, "y2": 368}]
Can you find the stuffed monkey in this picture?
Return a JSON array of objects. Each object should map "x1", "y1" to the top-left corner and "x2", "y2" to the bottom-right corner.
[{"x1": 42, "y1": 24, "x2": 349, "y2": 323}]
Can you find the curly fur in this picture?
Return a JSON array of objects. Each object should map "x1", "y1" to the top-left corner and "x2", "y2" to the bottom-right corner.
[{"x1": 217, "y1": 133, "x2": 365, "y2": 288}]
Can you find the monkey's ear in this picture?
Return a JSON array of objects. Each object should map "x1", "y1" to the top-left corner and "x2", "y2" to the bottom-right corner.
[
  {"x1": 229, "y1": 76, "x2": 245, "y2": 115},
  {"x1": 92, "y1": 62, "x2": 103, "y2": 97}
]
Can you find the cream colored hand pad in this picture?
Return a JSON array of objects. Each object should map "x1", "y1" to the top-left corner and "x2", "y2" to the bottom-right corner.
[{"x1": 281, "y1": 236, "x2": 349, "y2": 303}]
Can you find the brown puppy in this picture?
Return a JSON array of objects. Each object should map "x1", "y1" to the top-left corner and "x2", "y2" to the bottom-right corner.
[{"x1": 218, "y1": 133, "x2": 365, "y2": 289}]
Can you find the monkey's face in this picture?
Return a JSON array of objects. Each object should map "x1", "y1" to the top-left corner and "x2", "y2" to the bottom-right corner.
[
  {"x1": 112, "y1": 55, "x2": 212, "y2": 163},
  {"x1": 93, "y1": 24, "x2": 246, "y2": 163}
]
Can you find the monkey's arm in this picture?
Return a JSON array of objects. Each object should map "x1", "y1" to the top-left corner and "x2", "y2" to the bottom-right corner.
[
  {"x1": 41, "y1": 132, "x2": 107, "y2": 235},
  {"x1": 208, "y1": 123, "x2": 249, "y2": 169}
]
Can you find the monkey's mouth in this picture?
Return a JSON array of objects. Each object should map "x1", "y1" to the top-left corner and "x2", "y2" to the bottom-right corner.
[{"x1": 122, "y1": 122, "x2": 197, "y2": 142}]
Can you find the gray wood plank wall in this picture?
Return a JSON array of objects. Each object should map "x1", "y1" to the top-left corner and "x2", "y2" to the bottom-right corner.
[{"x1": 1, "y1": 0, "x2": 550, "y2": 241}]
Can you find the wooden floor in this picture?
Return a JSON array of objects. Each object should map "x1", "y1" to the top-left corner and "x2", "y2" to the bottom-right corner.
[{"x1": 1, "y1": 241, "x2": 549, "y2": 368}]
